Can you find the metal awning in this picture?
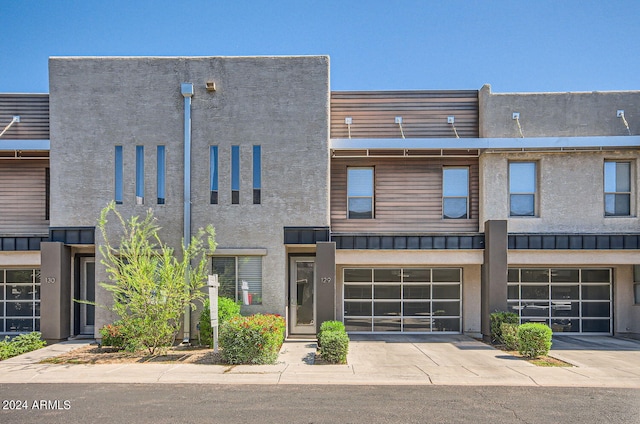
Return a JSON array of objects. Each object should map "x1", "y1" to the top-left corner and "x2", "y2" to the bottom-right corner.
[{"x1": 331, "y1": 135, "x2": 640, "y2": 151}]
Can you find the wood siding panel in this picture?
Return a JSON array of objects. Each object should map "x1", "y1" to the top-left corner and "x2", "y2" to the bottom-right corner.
[
  {"x1": 0, "y1": 160, "x2": 49, "y2": 235},
  {"x1": 331, "y1": 91, "x2": 478, "y2": 139},
  {"x1": 0, "y1": 94, "x2": 49, "y2": 139},
  {"x1": 331, "y1": 157, "x2": 479, "y2": 233}
]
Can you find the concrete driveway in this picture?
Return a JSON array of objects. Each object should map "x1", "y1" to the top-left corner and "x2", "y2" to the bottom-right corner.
[
  {"x1": 1, "y1": 334, "x2": 639, "y2": 387},
  {"x1": 550, "y1": 335, "x2": 640, "y2": 368}
]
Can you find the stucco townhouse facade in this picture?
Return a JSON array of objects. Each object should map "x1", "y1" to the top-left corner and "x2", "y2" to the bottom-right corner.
[{"x1": 0, "y1": 56, "x2": 638, "y2": 343}]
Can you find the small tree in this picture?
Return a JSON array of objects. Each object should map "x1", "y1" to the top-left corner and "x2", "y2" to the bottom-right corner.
[{"x1": 97, "y1": 202, "x2": 216, "y2": 355}]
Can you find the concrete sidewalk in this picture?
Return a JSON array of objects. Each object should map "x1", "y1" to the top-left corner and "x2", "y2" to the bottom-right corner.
[{"x1": 0, "y1": 335, "x2": 639, "y2": 387}]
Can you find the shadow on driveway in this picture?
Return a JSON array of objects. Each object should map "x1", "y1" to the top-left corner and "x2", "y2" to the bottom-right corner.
[{"x1": 551, "y1": 336, "x2": 640, "y2": 351}]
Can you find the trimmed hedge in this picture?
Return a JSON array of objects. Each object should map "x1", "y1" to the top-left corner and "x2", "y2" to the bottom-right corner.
[
  {"x1": 317, "y1": 320, "x2": 346, "y2": 346},
  {"x1": 199, "y1": 297, "x2": 242, "y2": 348},
  {"x1": 490, "y1": 311, "x2": 519, "y2": 344},
  {"x1": 317, "y1": 321, "x2": 349, "y2": 364},
  {"x1": 517, "y1": 323, "x2": 553, "y2": 358},
  {"x1": 500, "y1": 322, "x2": 520, "y2": 351},
  {"x1": 219, "y1": 314, "x2": 285, "y2": 364}
]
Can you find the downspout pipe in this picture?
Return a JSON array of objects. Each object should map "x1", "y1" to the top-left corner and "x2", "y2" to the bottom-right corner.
[{"x1": 181, "y1": 83, "x2": 194, "y2": 343}]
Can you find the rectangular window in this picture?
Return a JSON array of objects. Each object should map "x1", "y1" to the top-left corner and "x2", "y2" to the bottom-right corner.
[
  {"x1": 443, "y1": 167, "x2": 469, "y2": 219},
  {"x1": 635, "y1": 265, "x2": 640, "y2": 305},
  {"x1": 136, "y1": 145, "x2": 144, "y2": 205},
  {"x1": 157, "y1": 146, "x2": 165, "y2": 204},
  {"x1": 210, "y1": 146, "x2": 218, "y2": 204},
  {"x1": 253, "y1": 145, "x2": 261, "y2": 204},
  {"x1": 231, "y1": 145, "x2": 240, "y2": 204},
  {"x1": 45, "y1": 167, "x2": 50, "y2": 220},
  {"x1": 115, "y1": 146, "x2": 123, "y2": 204},
  {"x1": 604, "y1": 161, "x2": 631, "y2": 216},
  {"x1": 212, "y1": 256, "x2": 262, "y2": 305},
  {"x1": 509, "y1": 162, "x2": 537, "y2": 216},
  {"x1": 347, "y1": 167, "x2": 374, "y2": 219}
]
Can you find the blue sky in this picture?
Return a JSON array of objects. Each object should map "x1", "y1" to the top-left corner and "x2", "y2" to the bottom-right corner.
[{"x1": 1, "y1": 0, "x2": 639, "y2": 93}]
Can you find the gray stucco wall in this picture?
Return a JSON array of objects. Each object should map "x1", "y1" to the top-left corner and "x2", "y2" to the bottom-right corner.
[
  {"x1": 479, "y1": 84, "x2": 640, "y2": 138},
  {"x1": 480, "y1": 151, "x2": 640, "y2": 233},
  {"x1": 49, "y1": 56, "x2": 330, "y2": 335}
]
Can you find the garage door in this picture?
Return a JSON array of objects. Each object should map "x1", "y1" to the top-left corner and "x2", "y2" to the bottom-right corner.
[
  {"x1": 507, "y1": 268, "x2": 612, "y2": 334},
  {"x1": 343, "y1": 267, "x2": 462, "y2": 333},
  {"x1": 1, "y1": 269, "x2": 40, "y2": 334}
]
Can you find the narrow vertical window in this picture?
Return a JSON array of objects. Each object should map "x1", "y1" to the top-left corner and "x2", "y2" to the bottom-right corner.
[
  {"x1": 210, "y1": 146, "x2": 218, "y2": 204},
  {"x1": 604, "y1": 161, "x2": 631, "y2": 216},
  {"x1": 231, "y1": 145, "x2": 240, "y2": 204},
  {"x1": 45, "y1": 167, "x2": 50, "y2": 220},
  {"x1": 136, "y1": 145, "x2": 144, "y2": 205},
  {"x1": 347, "y1": 167, "x2": 374, "y2": 219},
  {"x1": 443, "y1": 167, "x2": 469, "y2": 219},
  {"x1": 509, "y1": 162, "x2": 537, "y2": 216},
  {"x1": 156, "y1": 145, "x2": 165, "y2": 205},
  {"x1": 253, "y1": 145, "x2": 261, "y2": 204},
  {"x1": 115, "y1": 146, "x2": 123, "y2": 204},
  {"x1": 634, "y1": 265, "x2": 640, "y2": 305}
]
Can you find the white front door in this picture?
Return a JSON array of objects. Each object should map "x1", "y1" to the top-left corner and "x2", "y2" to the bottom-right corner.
[{"x1": 290, "y1": 257, "x2": 316, "y2": 335}]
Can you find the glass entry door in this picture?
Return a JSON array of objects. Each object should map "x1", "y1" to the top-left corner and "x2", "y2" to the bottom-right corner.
[
  {"x1": 80, "y1": 258, "x2": 95, "y2": 335},
  {"x1": 290, "y1": 257, "x2": 316, "y2": 335}
]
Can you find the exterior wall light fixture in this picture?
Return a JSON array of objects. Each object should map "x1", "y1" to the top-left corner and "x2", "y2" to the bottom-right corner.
[
  {"x1": 448, "y1": 116, "x2": 460, "y2": 139},
  {"x1": 205, "y1": 81, "x2": 216, "y2": 92},
  {"x1": 395, "y1": 116, "x2": 405, "y2": 139},
  {"x1": 345, "y1": 117, "x2": 352, "y2": 139},
  {"x1": 0, "y1": 115, "x2": 20, "y2": 139},
  {"x1": 512, "y1": 112, "x2": 524, "y2": 138},
  {"x1": 617, "y1": 110, "x2": 631, "y2": 135}
]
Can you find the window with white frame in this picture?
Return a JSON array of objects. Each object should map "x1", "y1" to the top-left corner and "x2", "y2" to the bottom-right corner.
[
  {"x1": 347, "y1": 167, "x2": 374, "y2": 219},
  {"x1": 604, "y1": 161, "x2": 632, "y2": 216},
  {"x1": 509, "y1": 162, "x2": 537, "y2": 217},
  {"x1": 212, "y1": 256, "x2": 262, "y2": 305},
  {"x1": 442, "y1": 167, "x2": 469, "y2": 219}
]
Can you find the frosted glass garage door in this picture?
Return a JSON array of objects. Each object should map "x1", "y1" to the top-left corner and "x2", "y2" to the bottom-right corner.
[
  {"x1": 507, "y1": 268, "x2": 612, "y2": 334},
  {"x1": 343, "y1": 268, "x2": 462, "y2": 333},
  {"x1": 0, "y1": 269, "x2": 40, "y2": 334}
]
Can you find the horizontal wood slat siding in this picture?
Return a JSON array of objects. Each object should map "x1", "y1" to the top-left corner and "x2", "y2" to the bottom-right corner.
[
  {"x1": 331, "y1": 157, "x2": 479, "y2": 233},
  {"x1": 0, "y1": 94, "x2": 50, "y2": 139},
  {"x1": 331, "y1": 91, "x2": 478, "y2": 139},
  {"x1": 0, "y1": 160, "x2": 49, "y2": 235}
]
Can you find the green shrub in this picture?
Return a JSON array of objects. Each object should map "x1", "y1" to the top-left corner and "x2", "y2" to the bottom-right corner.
[
  {"x1": 96, "y1": 202, "x2": 216, "y2": 355},
  {"x1": 500, "y1": 322, "x2": 520, "y2": 351},
  {"x1": 0, "y1": 332, "x2": 46, "y2": 360},
  {"x1": 318, "y1": 330, "x2": 349, "y2": 364},
  {"x1": 317, "y1": 320, "x2": 346, "y2": 346},
  {"x1": 517, "y1": 323, "x2": 553, "y2": 358},
  {"x1": 199, "y1": 297, "x2": 242, "y2": 348},
  {"x1": 490, "y1": 311, "x2": 519, "y2": 344},
  {"x1": 99, "y1": 322, "x2": 126, "y2": 349},
  {"x1": 219, "y1": 314, "x2": 285, "y2": 364}
]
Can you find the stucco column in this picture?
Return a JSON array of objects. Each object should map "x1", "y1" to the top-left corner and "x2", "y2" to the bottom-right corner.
[
  {"x1": 40, "y1": 242, "x2": 72, "y2": 342},
  {"x1": 315, "y1": 242, "x2": 336, "y2": 332},
  {"x1": 481, "y1": 220, "x2": 508, "y2": 341}
]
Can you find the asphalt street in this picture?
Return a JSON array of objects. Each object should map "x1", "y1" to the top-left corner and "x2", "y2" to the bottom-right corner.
[{"x1": 1, "y1": 384, "x2": 638, "y2": 424}]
